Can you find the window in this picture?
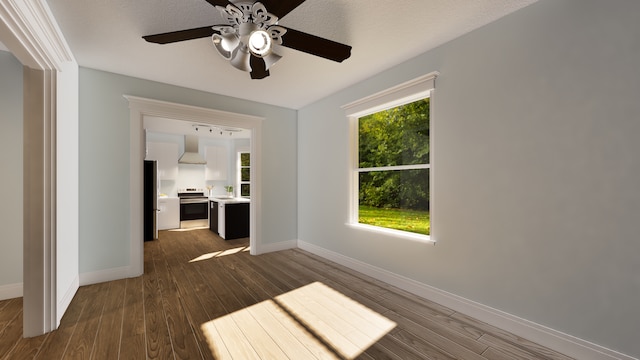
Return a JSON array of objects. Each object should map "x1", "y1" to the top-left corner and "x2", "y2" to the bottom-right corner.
[
  {"x1": 343, "y1": 72, "x2": 437, "y2": 242},
  {"x1": 238, "y1": 151, "x2": 250, "y2": 198}
]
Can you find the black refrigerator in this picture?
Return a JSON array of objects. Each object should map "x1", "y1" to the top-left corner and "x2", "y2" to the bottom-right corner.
[{"x1": 143, "y1": 160, "x2": 157, "y2": 241}]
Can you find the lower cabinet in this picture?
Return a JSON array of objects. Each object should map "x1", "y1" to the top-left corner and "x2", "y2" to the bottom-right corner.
[
  {"x1": 158, "y1": 197, "x2": 179, "y2": 230},
  {"x1": 209, "y1": 201, "x2": 218, "y2": 233},
  {"x1": 210, "y1": 200, "x2": 249, "y2": 240},
  {"x1": 225, "y1": 202, "x2": 250, "y2": 240}
]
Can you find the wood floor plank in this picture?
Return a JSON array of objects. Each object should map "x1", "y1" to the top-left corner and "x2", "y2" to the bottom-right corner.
[
  {"x1": 361, "y1": 342, "x2": 404, "y2": 360},
  {"x1": 164, "y1": 235, "x2": 229, "y2": 320},
  {"x1": 453, "y1": 312, "x2": 575, "y2": 360},
  {"x1": 2, "y1": 332, "x2": 48, "y2": 360},
  {"x1": 0, "y1": 308, "x2": 23, "y2": 359},
  {"x1": 33, "y1": 285, "x2": 92, "y2": 359},
  {"x1": 229, "y1": 306, "x2": 290, "y2": 359},
  {"x1": 190, "y1": 254, "x2": 258, "y2": 314},
  {"x1": 379, "y1": 290, "x2": 476, "y2": 337},
  {"x1": 478, "y1": 333, "x2": 557, "y2": 360},
  {"x1": 200, "y1": 321, "x2": 233, "y2": 359},
  {"x1": 143, "y1": 243, "x2": 174, "y2": 360},
  {"x1": 119, "y1": 276, "x2": 146, "y2": 360},
  {"x1": 0, "y1": 299, "x2": 10, "y2": 313},
  {"x1": 0, "y1": 228, "x2": 574, "y2": 360},
  {"x1": 246, "y1": 300, "x2": 337, "y2": 360},
  {"x1": 90, "y1": 279, "x2": 126, "y2": 360},
  {"x1": 378, "y1": 294, "x2": 488, "y2": 354},
  {"x1": 375, "y1": 334, "x2": 431, "y2": 360},
  {"x1": 389, "y1": 329, "x2": 457, "y2": 360},
  {"x1": 276, "y1": 250, "x2": 392, "y2": 315},
  {"x1": 286, "y1": 250, "x2": 389, "y2": 299},
  {"x1": 160, "y1": 253, "x2": 215, "y2": 360},
  {"x1": 265, "y1": 297, "x2": 343, "y2": 360},
  {"x1": 224, "y1": 252, "x2": 286, "y2": 299},
  {"x1": 62, "y1": 282, "x2": 111, "y2": 359},
  {"x1": 211, "y1": 314, "x2": 262, "y2": 360},
  {"x1": 383, "y1": 310, "x2": 488, "y2": 360},
  {"x1": 481, "y1": 346, "x2": 528, "y2": 360},
  {"x1": 243, "y1": 252, "x2": 309, "y2": 291},
  {"x1": 298, "y1": 282, "x2": 396, "y2": 335},
  {"x1": 152, "y1": 244, "x2": 202, "y2": 360},
  {"x1": 274, "y1": 286, "x2": 364, "y2": 359}
]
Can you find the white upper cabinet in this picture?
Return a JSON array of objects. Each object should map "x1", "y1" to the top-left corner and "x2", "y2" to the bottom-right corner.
[
  {"x1": 146, "y1": 142, "x2": 179, "y2": 180},
  {"x1": 205, "y1": 145, "x2": 228, "y2": 180}
]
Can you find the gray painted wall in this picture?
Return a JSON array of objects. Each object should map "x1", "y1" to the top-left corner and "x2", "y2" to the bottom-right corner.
[
  {"x1": 0, "y1": 50, "x2": 23, "y2": 290},
  {"x1": 298, "y1": 0, "x2": 640, "y2": 357},
  {"x1": 78, "y1": 68, "x2": 297, "y2": 273}
]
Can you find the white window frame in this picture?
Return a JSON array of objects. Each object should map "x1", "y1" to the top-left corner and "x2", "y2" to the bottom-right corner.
[
  {"x1": 342, "y1": 72, "x2": 438, "y2": 244},
  {"x1": 236, "y1": 148, "x2": 251, "y2": 198}
]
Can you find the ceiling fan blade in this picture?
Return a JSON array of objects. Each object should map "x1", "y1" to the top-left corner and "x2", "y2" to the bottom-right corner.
[
  {"x1": 250, "y1": 56, "x2": 270, "y2": 79},
  {"x1": 143, "y1": 26, "x2": 215, "y2": 44},
  {"x1": 203, "y1": 0, "x2": 231, "y2": 7},
  {"x1": 281, "y1": 27, "x2": 352, "y2": 62},
  {"x1": 260, "y1": 0, "x2": 306, "y2": 19}
]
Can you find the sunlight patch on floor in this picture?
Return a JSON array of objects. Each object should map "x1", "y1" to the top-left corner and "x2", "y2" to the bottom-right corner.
[
  {"x1": 168, "y1": 226, "x2": 209, "y2": 232},
  {"x1": 200, "y1": 281, "x2": 396, "y2": 359},
  {"x1": 189, "y1": 246, "x2": 250, "y2": 263}
]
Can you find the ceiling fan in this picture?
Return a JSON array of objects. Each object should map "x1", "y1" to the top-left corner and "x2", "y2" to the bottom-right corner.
[{"x1": 143, "y1": 0, "x2": 352, "y2": 79}]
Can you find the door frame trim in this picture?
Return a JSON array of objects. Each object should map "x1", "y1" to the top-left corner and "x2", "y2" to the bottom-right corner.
[
  {"x1": 0, "y1": 0, "x2": 74, "y2": 336},
  {"x1": 125, "y1": 95, "x2": 264, "y2": 277}
]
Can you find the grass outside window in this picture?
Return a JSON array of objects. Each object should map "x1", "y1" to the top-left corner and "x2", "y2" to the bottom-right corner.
[{"x1": 358, "y1": 205, "x2": 430, "y2": 235}]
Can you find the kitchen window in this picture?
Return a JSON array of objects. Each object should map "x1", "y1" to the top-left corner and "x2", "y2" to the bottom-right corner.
[
  {"x1": 238, "y1": 151, "x2": 250, "y2": 198},
  {"x1": 343, "y1": 72, "x2": 437, "y2": 243}
]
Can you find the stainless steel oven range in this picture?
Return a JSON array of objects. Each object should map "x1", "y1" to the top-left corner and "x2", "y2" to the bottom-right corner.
[{"x1": 178, "y1": 189, "x2": 208, "y2": 227}]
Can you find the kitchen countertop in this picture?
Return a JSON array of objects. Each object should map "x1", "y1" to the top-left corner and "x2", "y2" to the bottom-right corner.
[{"x1": 209, "y1": 196, "x2": 250, "y2": 204}]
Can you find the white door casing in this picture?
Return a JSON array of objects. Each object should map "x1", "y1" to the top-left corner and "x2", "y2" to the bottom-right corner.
[
  {"x1": 125, "y1": 95, "x2": 264, "y2": 278},
  {"x1": 0, "y1": 0, "x2": 77, "y2": 336}
]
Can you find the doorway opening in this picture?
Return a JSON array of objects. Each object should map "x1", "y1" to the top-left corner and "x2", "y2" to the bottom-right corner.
[
  {"x1": 125, "y1": 95, "x2": 264, "y2": 277},
  {"x1": 144, "y1": 116, "x2": 252, "y2": 241}
]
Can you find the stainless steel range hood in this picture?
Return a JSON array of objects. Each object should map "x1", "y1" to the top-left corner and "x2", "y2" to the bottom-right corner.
[{"x1": 178, "y1": 135, "x2": 206, "y2": 165}]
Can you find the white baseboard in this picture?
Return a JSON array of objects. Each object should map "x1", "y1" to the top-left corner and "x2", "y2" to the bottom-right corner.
[
  {"x1": 255, "y1": 239, "x2": 297, "y2": 255},
  {"x1": 79, "y1": 266, "x2": 134, "y2": 286},
  {"x1": 0, "y1": 282, "x2": 22, "y2": 300},
  {"x1": 57, "y1": 275, "x2": 79, "y2": 326},
  {"x1": 297, "y1": 240, "x2": 636, "y2": 360}
]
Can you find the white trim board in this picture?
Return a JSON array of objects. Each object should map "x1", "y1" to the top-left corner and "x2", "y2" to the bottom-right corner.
[
  {"x1": 256, "y1": 239, "x2": 297, "y2": 254},
  {"x1": 124, "y1": 95, "x2": 264, "y2": 279},
  {"x1": 56, "y1": 275, "x2": 79, "y2": 325},
  {"x1": 79, "y1": 266, "x2": 132, "y2": 287},
  {"x1": 0, "y1": 283, "x2": 22, "y2": 301},
  {"x1": 0, "y1": 0, "x2": 73, "y2": 70},
  {"x1": 297, "y1": 240, "x2": 636, "y2": 360}
]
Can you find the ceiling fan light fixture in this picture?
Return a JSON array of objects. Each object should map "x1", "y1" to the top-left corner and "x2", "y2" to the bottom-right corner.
[
  {"x1": 143, "y1": 1, "x2": 353, "y2": 80},
  {"x1": 262, "y1": 51, "x2": 282, "y2": 70},
  {"x1": 212, "y1": 33, "x2": 239, "y2": 60},
  {"x1": 248, "y1": 30, "x2": 272, "y2": 57},
  {"x1": 230, "y1": 46, "x2": 252, "y2": 72}
]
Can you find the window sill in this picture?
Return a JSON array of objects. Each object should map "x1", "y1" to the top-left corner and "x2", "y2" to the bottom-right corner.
[{"x1": 347, "y1": 223, "x2": 435, "y2": 245}]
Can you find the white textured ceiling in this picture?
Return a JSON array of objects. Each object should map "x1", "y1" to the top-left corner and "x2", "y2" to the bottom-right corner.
[{"x1": 45, "y1": 0, "x2": 537, "y2": 109}]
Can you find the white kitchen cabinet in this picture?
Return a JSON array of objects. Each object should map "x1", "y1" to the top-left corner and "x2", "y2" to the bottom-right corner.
[
  {"x1": 205, "y1": 145, "x2": 228, "y2": 181},
  {"x1": 146, "y1": 142, "x2": 179, "y2": 180},
  {"x1": 157, "y1": 197, "x2": 179, "y2": 230}
]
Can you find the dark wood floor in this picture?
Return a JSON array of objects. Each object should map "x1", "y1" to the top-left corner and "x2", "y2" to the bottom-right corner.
[{"x1": 0, "y1": 229, "x2": 573, "y2": 359}]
